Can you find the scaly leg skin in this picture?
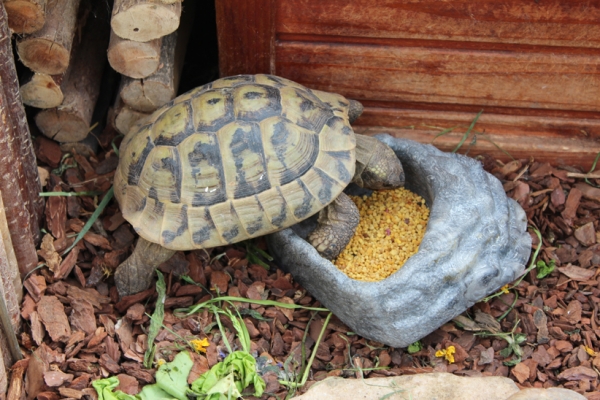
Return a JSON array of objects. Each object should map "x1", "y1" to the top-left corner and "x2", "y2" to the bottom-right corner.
[
  {"x1": 308, "y1": 193, "x2": 360, "y2": 260},
  {"x1": 115, "y1": 237, "x2": 176, "y2": 298}
]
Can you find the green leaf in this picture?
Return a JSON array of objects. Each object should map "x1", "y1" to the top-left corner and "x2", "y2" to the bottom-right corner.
[
  {"x1": 407, "y1": 341, "x2": 422, "y2": 354},
  {"x1": 536, "y1": 259, "x2": 555, "y2": 279},
  {"x1": 190, "y1": 351, "x2": 266, "y2": 399},
  {"x1": 138, "y1": 384, "x2": 178, "y2": 400},
  {"x1": 503, "y1": 357, "x2": 522, "y2": 367},
  {"x1": 499, "y1": 347, "x2": 513, "y2": 358},
  {"x1": 91, "y1": 377, "x2": 138, "y2": 400},
  {"x1": 144, "y1": 270, "x2": 166, "y2": 368},
  {"x1": 155, "y1": 351, "x2": 194, "y2": 400}
]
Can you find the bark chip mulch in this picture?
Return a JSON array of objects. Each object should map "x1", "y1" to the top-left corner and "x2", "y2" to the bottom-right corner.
[{"x1": 16, "y1": 137, "x2": 600, "y2": 399}]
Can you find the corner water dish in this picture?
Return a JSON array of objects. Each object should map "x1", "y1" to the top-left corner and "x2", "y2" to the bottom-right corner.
[{"x1": 266, "y1": 135, "x2": 532, "y2": 348}]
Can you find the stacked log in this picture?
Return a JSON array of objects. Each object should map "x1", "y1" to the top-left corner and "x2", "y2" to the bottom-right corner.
[
  {"x1": 35, "y1": 1, "x2": 111, "y2": 144},
  {"x1": 20, "y1": 72, "x2": 64, "y2": 109},
  {"x1": 111, "y1": 0, "x2": 191, "y2": 133},
  {"x1": 3, "y1": 0, "x2": 47, "y2": 34},
  {"x1": 107, "y1": 32, "x2": 162, "y2": 78},
  {"x1": 16, "y1": 0, "x2": 82, "y2": 75},
  {"x1": 111, "y1": 0, "x2": 182, "y2": 42}
]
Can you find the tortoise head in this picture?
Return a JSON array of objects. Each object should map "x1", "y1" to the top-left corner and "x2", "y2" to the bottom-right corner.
[{"x1": 354, "y1": 135, "x2": 405, "y2": 190}]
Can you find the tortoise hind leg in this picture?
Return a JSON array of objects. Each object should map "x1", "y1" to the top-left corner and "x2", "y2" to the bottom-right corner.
[
  {"x1": 115, "y1": 238, "x2": 176, "y2": 298},
  {"x1": 307, "y1": 193, "x2": 359, "y2": 260}
]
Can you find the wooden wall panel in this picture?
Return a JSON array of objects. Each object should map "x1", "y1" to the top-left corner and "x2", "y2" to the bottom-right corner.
[
  {"x1": 217, "y1": 0, "x2": 600, "y2": 168},
  {"x1": 275, "y1": 42, "x2": 600, "y2": 113},
  {"x1": 216, "y1": 0, "x2": 275, "y2": 76},
  {"x1": 277, "y1": 0, "x2": 600, "y2": 49}
]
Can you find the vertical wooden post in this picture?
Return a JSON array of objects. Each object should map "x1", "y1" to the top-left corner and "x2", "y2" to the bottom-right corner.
[{"x1": 0, "y1": 1, "x2": 44, "y2": 251}]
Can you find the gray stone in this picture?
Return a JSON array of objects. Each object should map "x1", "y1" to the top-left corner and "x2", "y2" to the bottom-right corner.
[
  {"x1": 292, "y1": 373, "x2": 520, "y2": 400},
  {"x1": 266, "y1": 135, "x2": 531, "y2": 348},
  {"x1": 506, "y1": 387, "x2": 586, "y2": 400}
]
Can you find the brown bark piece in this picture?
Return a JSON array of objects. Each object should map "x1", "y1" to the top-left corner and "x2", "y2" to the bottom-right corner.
[
  {"x1": 557, "y1": 264, "x2": 595, "y2": 281},
  {"x1": 4, "y1": 0, "x2": 47, "y2": 33},
  {"x1": 116, "y1": 373, "x2": 139, "y2": 395},
  {"x1": 574, "y1": 222, "x2": 597, "y2": 246},
  {"x1": 37, "y1": 296, "x2": 72, "y2": 342},
  {"x1": 69, "y1": 299, "x2": 97, "y2": 335},
  {"x1": 575, "y1": 183, "x2": 600, "y2": 203},
  {"x1": 561, "y1": 188, "x2": 582, "y2": 226},
  {"x1": 111, "y1": 0, "x2": 181, "y2": 42},
  {"x1": 557, "y1": 366, "x2": 597, "y2": 381},
  {"x1": 35, "y1": 1, "x2": 110, "y2": 143},
  {"x1": 53, "y1": 247, "x2": 79, "y2": 280},
  {"x1": 107, "y1": 31, "x2": 161, "y2": 78},
  {"x1": 43, "y1": 369, "x2": 73, "y2": 387},
  {"x1": 16, "y1": 0, "x2": 81, "y2": 74},
  {"x1": 6, "y1": 359, "x2": 28, "y2": 400},
  {"x1": 34, "y1": 136, "x2": 63, "y2": 168}
]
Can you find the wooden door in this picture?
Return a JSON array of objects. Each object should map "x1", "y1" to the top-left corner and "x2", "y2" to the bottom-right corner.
[{"x1": 216, "y1": 0, "x2": 600, "y2": 168}]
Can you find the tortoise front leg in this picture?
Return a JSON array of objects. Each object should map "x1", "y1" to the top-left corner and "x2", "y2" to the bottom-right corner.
[
  {"x1": 307, "y1": 193, "x2": 359, "y2": 260},
  {"x1": 115, "y1": 237, "x2": 176, "y2": 297}
]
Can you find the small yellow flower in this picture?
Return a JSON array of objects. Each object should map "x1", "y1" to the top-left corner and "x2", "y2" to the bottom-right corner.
[
  {"x1": 190, "y1": 338, "x2": 210, "y2": 353},
  {"x1": 435, "y1": 345, "x2": 456, "y2": 364},
  {"x1": 584, "y1": 345, "x2": 596, "y2": 357},
  {"x1": 501, "y1": 285, "x2": 510, "y2": 294},
  {"x1": 156, "y1": 359, "x2": 166, "y2": 367}
]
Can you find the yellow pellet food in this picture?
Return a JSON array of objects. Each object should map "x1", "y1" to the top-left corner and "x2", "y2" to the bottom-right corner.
[{"x1": 334, "y1": 187, "x2": 430, "y2": 281}]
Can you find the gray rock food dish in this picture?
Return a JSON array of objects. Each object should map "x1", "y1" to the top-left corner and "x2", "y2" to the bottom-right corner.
[{"x1": 266, "y1": 135, "x2": 531, "y2": 347}]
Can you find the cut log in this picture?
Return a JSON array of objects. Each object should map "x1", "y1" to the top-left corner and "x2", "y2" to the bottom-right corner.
[
  {"x1": 120, "y1": 32, "x2": 178, "y2": 112},
  {"x1": 60, "y1": 65, "x2": 121, "y2": 156},
  {"x1": 35, "y1": 1, "x2": 111, "y2": 143},
  {"x1": 113, "y1": 95, "x2": 151, "y2": 136},
  {"x1": 0, "y1": 2, "x2": 44, "y2": 249},
  {"x1": 16, "y1": 0, "x2": 82, "y2": 75},
  {"x1": 4, "y1": 0, "x2": 47, "y2": 34},
  {"x1": 107, "y1": 30, "x2": 161, "y2": 79},
  {"x1": 20, "y1": 72, "x2": 64, "y2": 109},
  {"x1": 111, "y1": 0, "x2": 181, "y2": 42},
  {"x1": 120, "y1": 1, "x2": 194, "y2": 112}
]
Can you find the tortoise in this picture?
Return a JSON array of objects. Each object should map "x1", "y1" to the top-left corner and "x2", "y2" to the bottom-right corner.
[{"x1": 113, "y1": 74, "x2": 405, "y2": 297}]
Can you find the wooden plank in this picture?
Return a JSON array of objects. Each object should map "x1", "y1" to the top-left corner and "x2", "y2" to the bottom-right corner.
[
  {"x1": 355, "y1": 126, "x2": 599, "y2": 171},
  {"x1": 277, "y1": 0, "x2": 600, "y2": 49},
  {"x1": 275, "y1": 41, "x2": 600, "y2": 112},
  {"x1": 216, "y1": 0, "x2": 275, "y2": 76},
  {"x1": 355, "y1": 107, "x2": 600, "y2": 140}
]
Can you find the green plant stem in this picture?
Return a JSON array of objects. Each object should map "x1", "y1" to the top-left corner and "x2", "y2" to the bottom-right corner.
[
  {"x1": 184, "y1": 296, "x2": 329, "y2": 315},
  {"x1": 279, "y1": 312, "x2": 333, "y2": 388},
  {"x1": 60, "y1": 186, "x2": 114, "y2": 256},
  {"x1": 452, "y1": 110, "x2": 483, "y2": 153},
  {"x1": 39, "y1": 191, "x2": 103, "y2": 197}
]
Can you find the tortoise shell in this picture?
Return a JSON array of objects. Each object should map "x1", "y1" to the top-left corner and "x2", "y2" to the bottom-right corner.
[{"x1": 114, "y1": 74, "x2": 357, "y2": 250}]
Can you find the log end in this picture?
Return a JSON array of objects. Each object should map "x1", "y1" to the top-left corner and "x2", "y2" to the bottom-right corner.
[
  {"x1": 35, "y1": 109, "x2": 89, "y2": 143},
  {"x1": 107, "y1": 40, "x2": 160, "y2": 79},
  {"x1": 121, "y1": 81, "x2": 173, "y2": 113},
  {"x1": 21, "y1": 74, "x2": 63, "y2": 109},
  {"x1": 111, "y1": 4, "x2": 180, "y2": 42},
  {"x1": 4, "y1": 0, "x2": 46, "y2": 34},
  {"x1": 114, "y1": 105, "x2": 150, "y2": 136},
  {"x1": 16, "y1": 38, "x2": 69, "y2": 75}
]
